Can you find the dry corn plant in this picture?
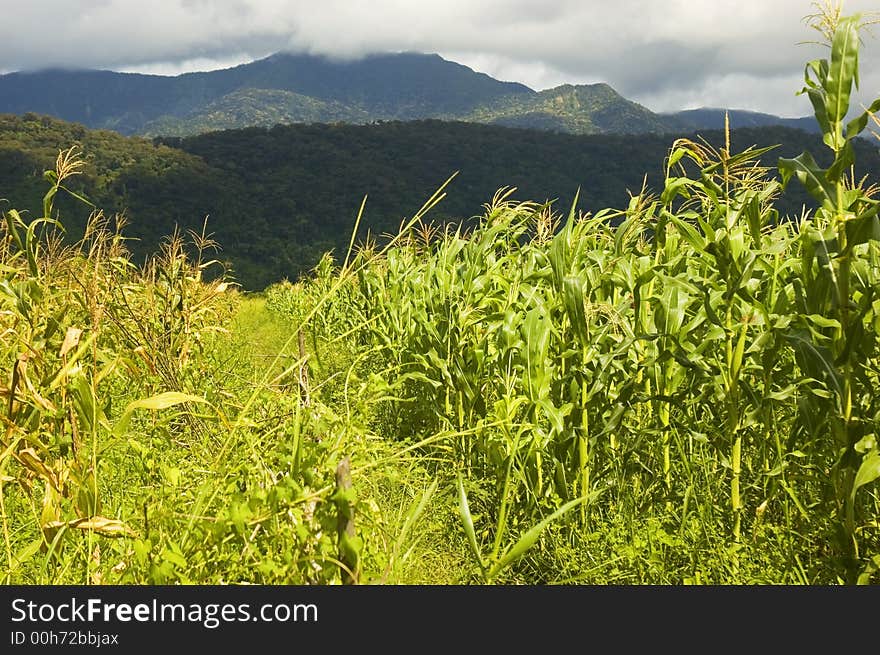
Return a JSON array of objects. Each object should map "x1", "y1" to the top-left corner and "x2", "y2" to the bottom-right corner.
[{"x1": 1, "y1": 148, "x2": 234, "y2": 582}]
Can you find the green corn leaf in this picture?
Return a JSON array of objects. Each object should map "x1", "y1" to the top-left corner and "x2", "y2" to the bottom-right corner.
[
  {"x1": 695, "y1": 212, "x2": 716, "y2": 243},
  {"x1": 667, "y1": 213, "x2": 706, "y2": 250},
  {"x1": 499, "y1": 307, "x2": 523, "y2": 351},
  {"x1": 665, "y1": 145, "x2": 690, "y2": 173},
  {"x1": 778, "y1": 152, "x2": 835, "y2": 207},
  {"x1": 786, "y1": 332, "x2": 843, "y2": 406},
  {"x1": 702, "y1": 289, "x2": 724, "y2": 328},
  {"x1": 800, "y1": 69, "x2": 833, "y2": 147},
  {"x1": 826, "y1": 140, "x2": 855, "y2": 183},
  {"x1": 845, "y1": 97, "x2": 880, "y2": 139},
  {"x1": 523, "y1": 308, "x2": 552, "y2": 398},
  {"x1": 851, "y1": 451, "x2": 880, "y2": 504},
  {"x1": 766, "y1": 384, "x2": 800, "y2": 401},
  {"x1": 58, "y1": 184, "x2": 96, "y2": 210},
  {"x1": 536, "y1": 398, "x2": 572, "y2": 435},
  {"x1": 803, "y1": 57, "x2": 829, "y2": 90},
  {"x1": 597, "y1": 403, "x2": 627, "y2": 438},
  {"x1": 42, "y1": 183, "x2": 58, "y2": 220},
  {"x1": 805, "y1": 314, "x2": 841, "y2": 330},
  {"x1": 3, "y1": 209, "x2": 26, "y2": 253},
  {"x1": 69, "y1": 376, "x2": 104, "y2": 433},
  {"x1": 656, "y1": 273, "x2": 701, "y2": 297},
  {"x1": 825, "y1": 15, "x2": 861, "y2": 126},
  {"x1": 731, "y1": 322, "x2": 748, "y2": 383},
  {"x1": 21, "y1": 217, "x2": 61, "y2": 278},
  {"x1": 549, "y1": 194, "x2": 577, "y2": 288},
  {"x1": 743, "y1": 194, "x2": 764, "y2": 248},
  {"x1": 487, "y1": 493, "x2": 596, "y2": 580},
  {"x1": 660, "y1": 177, "x2": 694, "y2": 205},
  {"x1": 842, "y1": 204, "x2": 880, "y2": 254},
  {"x1": 457, "y1": 474, "x2": 485, "y2": 570},
  {"x1": 563, "y1": 275, "x2": 589, "y2": 348}
]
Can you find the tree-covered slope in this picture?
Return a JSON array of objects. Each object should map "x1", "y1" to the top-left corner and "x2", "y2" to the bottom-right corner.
[
  {"x1": 3, "y1": 114, "x2": 876, "y2": 289},
  {"x1": 666, "y1": 108, "x2": 820, "y2": 133},
  {"x1": 0, "y1": 52, "x2": 533, "y2": 135},
  {"x1": 467, "y1": 83, "x2": 685, "y2": 134},
  {"x1": 1, "y1": 52, "x2": 817, "y2": 138},
  {"x1": 140, "y1": 88, "x2": 373, "y2": 137}
]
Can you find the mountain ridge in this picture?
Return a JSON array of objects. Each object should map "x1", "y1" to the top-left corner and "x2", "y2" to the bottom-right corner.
[{"x1": 0, "y1": 51, "x2": 814, "y2": 138}]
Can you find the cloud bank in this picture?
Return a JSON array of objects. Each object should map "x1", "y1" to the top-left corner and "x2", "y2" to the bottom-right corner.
[{"x1": 2, "y1": 0, "x2": 879, "y2": 117}]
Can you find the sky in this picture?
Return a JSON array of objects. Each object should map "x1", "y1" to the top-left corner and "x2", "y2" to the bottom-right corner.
[{"x1": 1, "y1": 0, "x2": 879, "y2": 118}]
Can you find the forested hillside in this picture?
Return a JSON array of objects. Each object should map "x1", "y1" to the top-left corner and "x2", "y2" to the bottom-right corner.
[
  {"x1": 2, "y1": 113, "x2": 878, "y2": 288},
  {"x1": 0, "y1": 51, "x2": 814, "y2": 138}
]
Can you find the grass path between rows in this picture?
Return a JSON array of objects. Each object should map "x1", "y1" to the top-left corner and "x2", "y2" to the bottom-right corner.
[{"x1": 227, "y1": 293, "x2": 472, "y2": 584}]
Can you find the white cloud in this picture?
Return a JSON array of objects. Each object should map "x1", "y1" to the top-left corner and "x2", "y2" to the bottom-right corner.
[{"x1": 1, "y1": 0, "x2": 878, "y2": 115}]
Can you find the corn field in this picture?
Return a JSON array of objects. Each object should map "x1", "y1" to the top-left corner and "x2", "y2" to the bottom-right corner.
[
  {"x1": 270, "y1": 9, "x2": 880, "y2": 583},
  {"x1": 3, "y1": 5, "x2": 880, "y2": 585}
]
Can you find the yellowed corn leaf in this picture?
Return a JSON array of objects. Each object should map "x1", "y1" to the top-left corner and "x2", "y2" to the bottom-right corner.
[
  {"x1": 90, "y1": 544, "x2": 103, "y2": 584},
  {"x1": 113, "y1": 391, "x2": 209, "y2": 437},
  {"x1": 69, "y1": 516, "x2": 137, "y2": 538},
  {"x1": 42, "y1": 520, "x2": 67, "y2": 530},
  {"x1": 59, "y1": 327, "x2": 83, "y2": 358},
  {"x1": 40, "y1": 486, "x2": 64, "y2": 547},
  {"x1": 16, "y1": 476, "x2": 32, "y2": 495},
  {"x1": 133, "y1": 346, "x2": 156, "y2": 375},
  {"x1": 48, "y1": 332, "x2": 98, "y2": 390},
  {"x1": 18, "y1": 361, "x2": 58, "y2": 413},
  {"x1": 30, "y1": 389, "x2": 57, "y2": 413},
  {"x1": 130, "y1": 391, "x2": 207, "y2": 411},
  {"x1": 18, "y1": 448, "x2": 59, "y2": 488},
  {"x1": 41, "y1": 520, "x2": 68, "y2": 545}
]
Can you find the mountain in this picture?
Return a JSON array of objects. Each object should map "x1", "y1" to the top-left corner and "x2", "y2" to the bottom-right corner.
[
  {"x1": 3, "y1": 114, "x2": 877, "y2": 289},
  {"x1": 465, "y1": 83, "x2": 680, "y2": 134},
  {"x1": 0, "y1": 51, "x2": 816, "y2": 138},
  {"x1": 141, "y1": 88, "x2": 373, "y2": 137},
  {"x1": 665, "y1": 108, "x2": 819, "y2": 133},
  {"x1": 0, "y1": 52, "x2": 532, "y2": 136},
  {"x1": 234, "y1": 52, "x2": 534, "y2": 116}
]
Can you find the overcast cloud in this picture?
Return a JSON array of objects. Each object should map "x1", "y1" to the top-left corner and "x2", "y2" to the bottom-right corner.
[{"x1": 1, "y1": 0, "x2": 879, "y2": 117}]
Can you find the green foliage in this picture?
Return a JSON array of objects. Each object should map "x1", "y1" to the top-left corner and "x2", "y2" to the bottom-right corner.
[
  {"x1": 466, "y1": 83, "x2": 676, "y2": 134},
  {"x1": 4, "y1": 5, "x2": 880, "y2": 587},
  {"x1": 3, "y1": 113, "x2": 878, "y2": 289},
  {"x1": 777, "y1": 9, "x2": 880, "y2": 583},
  {"x1": 141, "y1": 88, "x2": 372, "y2": 138},
  {"x1": 264, "y1": 12, "x2": 880, "y2": 580}
]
